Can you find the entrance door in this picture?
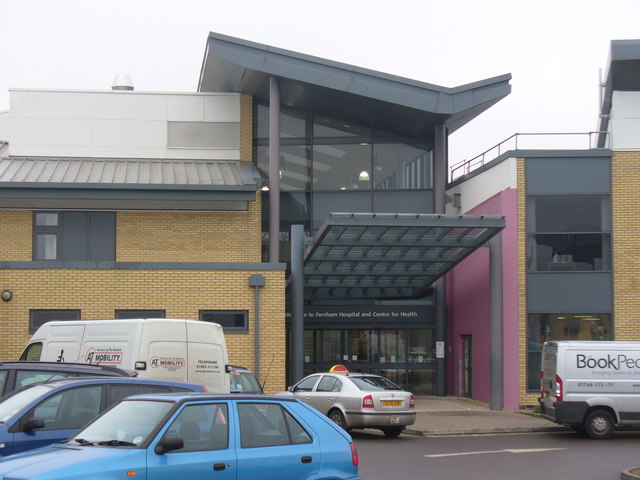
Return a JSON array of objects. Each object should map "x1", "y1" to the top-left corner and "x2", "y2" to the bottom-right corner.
[{"x1": 462, "y1": 335, "x2": 472, "y2": 397}]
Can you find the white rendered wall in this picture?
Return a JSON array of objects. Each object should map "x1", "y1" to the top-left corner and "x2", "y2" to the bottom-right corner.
[
  {"x1": 610, "y1": 91, "x2": 640, "y2": 150},
  {"x1": 0, "y1": 111, "x2": 8, "y2": 142},
  {"x1": 8, "y1": 89, "x2": 241, "y2": 159},
  {"x1": 445, "y1": 157, "x2": 517, "y2": 214}
]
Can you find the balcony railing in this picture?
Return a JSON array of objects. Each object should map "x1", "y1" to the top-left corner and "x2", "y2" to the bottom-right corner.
[{"x1": 449, "y1": 132, "x2": 610, "y2": 181}]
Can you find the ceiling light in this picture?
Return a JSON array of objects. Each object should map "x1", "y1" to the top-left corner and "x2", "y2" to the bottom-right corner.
[{"x1": 358, "y1": 170, "x2": 370, "y2": 181}]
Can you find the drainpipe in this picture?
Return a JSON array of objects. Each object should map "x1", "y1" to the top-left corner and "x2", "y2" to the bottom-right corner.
[
  {"x1": 489, "y1": 233, "x2": 504, "y2": 410},
  {"x1": 248, "y1": 274, "x2": 266, "y2": 381}
]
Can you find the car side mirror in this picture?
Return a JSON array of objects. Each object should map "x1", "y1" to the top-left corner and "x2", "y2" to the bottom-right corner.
[
  {"x1": 154, "y1": 436, "x2": 184, "y2": 455},
  {"x1": 22, "y1": 417, "x2": 45, "y2": 431},
  {"x1": 287, "y1": 386, "x2": 293, "y2": 392}
]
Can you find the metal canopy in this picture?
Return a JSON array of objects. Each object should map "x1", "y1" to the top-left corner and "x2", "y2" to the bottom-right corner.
[
  {"x1": 303, "y1": 213, "x2": 505, "y2": 301},
  {"x1": 198, "y1": 32, "x2": 511, "y2": 138}
]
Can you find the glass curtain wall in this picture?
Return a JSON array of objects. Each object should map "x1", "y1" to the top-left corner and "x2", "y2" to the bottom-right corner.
[{"x1": 255, "y1": 103, "x2": 433, "y2": 260}]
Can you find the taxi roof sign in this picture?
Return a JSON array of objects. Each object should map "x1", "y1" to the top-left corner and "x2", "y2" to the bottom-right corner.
[{"x1": 329, "y1": 364, "x2": 349, "y2": 373}]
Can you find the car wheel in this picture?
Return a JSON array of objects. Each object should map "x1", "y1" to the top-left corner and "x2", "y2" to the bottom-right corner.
[
  {"x1": 583, "y1": 410, "x2": 614, "y2": 439},
  {"x1": 328, "y1": 409, "x2": 349, "y2": 431},
  {"x1": 381, "y1": 426, "x2": 404, "y2": 438}
]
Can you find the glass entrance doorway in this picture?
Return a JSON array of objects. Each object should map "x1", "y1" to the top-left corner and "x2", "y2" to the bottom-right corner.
[{"x1": 301, "y1": 327, "x2": 435, "y2": 394}]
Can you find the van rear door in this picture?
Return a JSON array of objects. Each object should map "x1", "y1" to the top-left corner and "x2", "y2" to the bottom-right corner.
[
  {"x1": 541, "y1": 342, "x2": 559, "y2": 411},
  {"x1": 186, "y1": 321, "x2": 230, "y2": 393}
]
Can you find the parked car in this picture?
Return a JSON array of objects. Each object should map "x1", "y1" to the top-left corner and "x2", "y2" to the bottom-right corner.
[
  {"x1": 226, "y1": 365, "x2": 263, "y2": 394},
  {"x1": 281, "y1": 371, "x2": 416, "y2": 438},
  {"x1": 0, "y1": 376, "x2": 205, "y2": 456},
  {"x1": 0, "y1": 361, "x2": 135, "y2": 397},
  {"x1": 0, "y1": 393, "x2": 360, "y2": 480}
]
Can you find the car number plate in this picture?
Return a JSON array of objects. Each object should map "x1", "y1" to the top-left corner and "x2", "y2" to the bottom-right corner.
[
  {"x1": 382, "y1": 400, "x2": 403, "y2": 407},
  {"x1": 389, "y1": 416, "x2": 400, "y2": 424}
]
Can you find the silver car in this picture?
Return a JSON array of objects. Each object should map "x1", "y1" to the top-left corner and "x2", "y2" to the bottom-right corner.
[{"x1": 283, "y1": 372, "x2": 416, "y2": 438}]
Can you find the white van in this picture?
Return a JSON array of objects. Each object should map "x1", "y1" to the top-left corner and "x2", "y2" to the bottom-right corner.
[
  {"x1": 539, "y1": 340, "x2": 640, "y2": 439},
  {"x1": 20, "y1": 319, "x2": 230, "y2": 393}
]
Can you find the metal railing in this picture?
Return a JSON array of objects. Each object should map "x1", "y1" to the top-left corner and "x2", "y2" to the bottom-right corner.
[{"x1": 449, "y1": 131, "x2": 610, "y2": 181}]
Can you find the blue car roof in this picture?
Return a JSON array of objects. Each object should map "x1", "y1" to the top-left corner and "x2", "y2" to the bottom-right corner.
[
  {"x1": 23, "y1": 376, "x2": 204, "y2": 391},
  {"x1": 121, "y1": 392, "x2": 295, "y2": 403}
]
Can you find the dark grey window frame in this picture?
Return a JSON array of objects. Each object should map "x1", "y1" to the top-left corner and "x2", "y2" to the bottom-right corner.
[
  {"x1": 200, "y1": 310, "x2": 249, "y2": 333},
  {"x1": 115, "y1": 310, "x2": 166, "y2": 319},
  {"x1": 29, "y1": 309, "x2": 81, "y2": 334}
]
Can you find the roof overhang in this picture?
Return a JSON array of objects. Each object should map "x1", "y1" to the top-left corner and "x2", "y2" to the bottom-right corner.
[
  {"x1": 598, "y1": 39, "x2": 640, "y2": 147},
  {"x1": 303, "y1": 213, "x2": 505, "y2": 301},
  {"x1": 0, "y1": 157, "x2": 260, "y2": 211},
  {"x1": 198, "y1": 32, "x2": 511, "y2": 138}
]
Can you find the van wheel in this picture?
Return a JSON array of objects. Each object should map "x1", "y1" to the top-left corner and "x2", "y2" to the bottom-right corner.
[
  {"x1": 328, "y1": 409, "x2": 349, "y2": 431},
  {"x1": 584, "y1": 410, "x2": 614, "y2": 439}
]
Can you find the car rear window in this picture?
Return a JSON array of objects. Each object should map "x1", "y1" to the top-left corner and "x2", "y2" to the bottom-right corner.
[{"x1": 350, "y1": 376, "x2": 401, "y2": 391}]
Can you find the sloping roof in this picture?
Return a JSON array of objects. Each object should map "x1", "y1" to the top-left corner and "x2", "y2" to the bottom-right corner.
[
  {"x1": 303, "y1": 212, "x2": 505, "y2": 300},
  {"x1": 198, "y1": 32, "x2": 511, "y2": 138},
  {"x1": 0, "y1": 157, "x2": 260, "y2": 211}
]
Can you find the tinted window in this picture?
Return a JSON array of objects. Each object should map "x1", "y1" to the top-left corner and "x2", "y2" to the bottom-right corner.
[
  {"x1": 29, "y1": 309, "x2": 81, "y2": 334},
  {"x1": 32, "y1": 386, "x2": 102, "y2": 430},
  {"x1": 317, "y1": 376, "x2": 342, "y2": 393},
  {"x1": 0, "y1": 371, "x2": 7, "y2": 396},
  {"x1": 238, "y1": 403, "x2": 310, "y2": 448},
  {"x1": 15, "y1": 371, "x2": 79, "y2": 390},
  {"x1": 293, "y1": 376, "x2": 319, "y2": 392},
  {"x1": 164, "y1": 403, "x2": 229, "y2": 452},
  {"x1": 350, "y1": 376, "x2": 401, "y2": 391},
  {"x1": 20, "y1": 343, "x2": 43, "y2": 361},
  {"x1": 108, "y1": 384, "x2": 172, "y2": 405}
]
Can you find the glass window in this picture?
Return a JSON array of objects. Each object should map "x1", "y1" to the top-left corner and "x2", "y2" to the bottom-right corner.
[
  {"x1": 373, "y1": 144, "x2": 432, "y2": 190},
  {"x1": 293, "y1": 375, "x2": 320, "y2": 392},
  {"x1": 408, "y1": 329, "x2": 434, "y2": 364},
  {"x1": 20, "y1": 342, "x2": 43, "y2": 361},
  {"x1": 29, "y1": 310, "x2": 81, "y2": 334},
  {"x1": 108, "y1": 385, "x2": 171, "y2": 405},
  {"x1": 0, "y1": 371, "x2": 8, "y2": 396},
  {"x1": 200, "y1": 310, "x2": 248, "y2": 333},
  {"x1": 351, "y1": 330, "x2": 377, "y2": 363},
  {"x1": 164, "y1": 403, "x2": 229, "y2": 452},
  {"x1": 16, "y1": 371, "x2": 79, "y2": 390},
  {"x1": 257, "y1": 145, "x2": 312, "y2": 192},
  {"x1": 238, "y1": 402, "x2": 310, "y2": 448},
  {"x1": 33, "y1": 211, "x2": 115, "y2": 262},
  {"x1": 380, "y1": 329, "x2": 407, "y2": 364},
  {"x1": 255, "y1": 105, "x2": 308, "y2": 140},
  {"x1": 33, "y1": 386, "x2": 102, "y2": 430},
  {"x1": 312, "y1": 143, "x2": 372, "y2": 191},
  {"x1": 317, "y1": 376, "x2": 342, "y2": 393},
  {"x1": 526, "y1": 313, "x2": 612, "y2": 391},
  {"x1": 526, "y1": 196, "x2": 611, "y2": 272},
  {"x1": 303, "y1": 330, "x2": 318, "y2": 364},
  {"x1": 115, "y1": 310, "x2": 166, "y2": 319},
  {"x1": 322, "y1": 330, "x2": 345, "y2": 364}
]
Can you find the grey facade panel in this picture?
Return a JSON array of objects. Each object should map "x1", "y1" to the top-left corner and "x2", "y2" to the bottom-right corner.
[
  {"x1": 526, "y1": 156, "x2": 611, "y2": 195},
  {"x1": 527, "y1": 273, "x2": 612, "y2": 313}
]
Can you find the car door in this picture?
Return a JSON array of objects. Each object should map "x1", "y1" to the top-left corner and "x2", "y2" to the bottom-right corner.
[
  {"x1": 234, "y1": 402, "x2": 320, "y2": 480},
  {"x1": 306, "y1": 375, "x2": 343, "y2": 415},
  {"x1": 147, "y1": 402, "x2": 235, "y2": 480},
  {"x1": 10, "y1": 385, "x2": 102, "y2": 454},
  {"x1": 290, "y1": 375, "x2": 321, "y2": 405}
]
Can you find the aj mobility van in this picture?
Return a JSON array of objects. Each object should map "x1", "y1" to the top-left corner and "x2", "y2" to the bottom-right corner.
[
  {"x1": 540, "y1": 340, "x2": 640, "y2": 439},
  {"x1": 20, "y1": 318, "x2": 230, "y2": 393}
]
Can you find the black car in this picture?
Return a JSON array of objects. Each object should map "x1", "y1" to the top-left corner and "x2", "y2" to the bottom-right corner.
[{"x1": 0, "y1": 362, "x2": 136, "y2": 397}]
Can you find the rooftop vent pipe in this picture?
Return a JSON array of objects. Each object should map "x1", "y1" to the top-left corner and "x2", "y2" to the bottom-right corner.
[{"x1": 112, "y1": 73, "x2": 134, "y2": 91}]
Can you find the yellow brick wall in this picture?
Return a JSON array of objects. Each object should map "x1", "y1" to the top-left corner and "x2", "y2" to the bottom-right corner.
[
  {"x1": 240, "y1": 94, "x2": 253, "y2": 162},
  {"x1": 0, "y1": 269, "x2": 286, "y2": 393},
  {"x1": 116, "y1": 202, "x2": 262, "y2": 263},
  {"x1": 612, "y1": 150, "x2": 640, "y2": 341},
  {"x1": 515, "y1": 157, "x2": 538, "y2": 406},
  {"x1": 0, "y1": 211, "x2": 32, "y2": 261}
]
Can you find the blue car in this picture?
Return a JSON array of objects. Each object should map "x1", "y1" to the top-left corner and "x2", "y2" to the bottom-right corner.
[
  {"x1": 0, "y1": 393, "x2": 360, "y2": 480},
  {"x1": 0, "y1": 376, "x2": 205, "y2": 457}
]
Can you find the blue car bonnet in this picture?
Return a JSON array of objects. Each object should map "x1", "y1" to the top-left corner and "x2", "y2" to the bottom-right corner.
[{"x1": 0, "y1": 445, "x2": 145, "y2": 479}]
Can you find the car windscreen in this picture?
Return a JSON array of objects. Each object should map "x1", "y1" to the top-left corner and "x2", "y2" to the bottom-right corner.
[
  {"x1": 230, "y1": 371, "x2": 262, "y2": 394},
  {"x1": 69, "y1": 399, "x2": 174, "y2": 447},
  {"x1": 0, "y1": 384, "x2": 54, "y2": 422},
  {"x1": 349, "y1": 376, "x2": 402, "y2": 391}
]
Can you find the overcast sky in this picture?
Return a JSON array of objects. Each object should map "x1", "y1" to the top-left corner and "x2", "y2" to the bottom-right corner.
[{"x1": 1, "y1": 0, "x2": 639, "y2": 167}]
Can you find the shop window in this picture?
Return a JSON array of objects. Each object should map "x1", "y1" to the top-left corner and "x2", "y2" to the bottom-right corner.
[
  {"x1": 200, "y1": 310, "x2": 248, "y2": 333},
  {"x1": 33, "y1": 211, "x2": 115, "y2": 262},
  {"x1": 29, "y1": 309, "x2": 81, "y2": 334},
  {"x1": 526, "y1": 313, "x2": 612, "y2": 392}
]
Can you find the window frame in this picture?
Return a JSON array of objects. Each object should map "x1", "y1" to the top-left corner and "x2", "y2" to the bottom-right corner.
[
  {"x1": 29, "y1": 310, "x2": 81, "y2": 334},
  {"x1": 199, "y1": 310, "x2": 249, "y2": 333}
]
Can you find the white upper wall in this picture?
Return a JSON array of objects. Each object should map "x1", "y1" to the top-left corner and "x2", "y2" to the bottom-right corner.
[
  {"x1": 8, "y1": 89, "x2": 241, "y2": 159},
  {"x1": 0, "y1": 111, "x2": 8, "y2": 143},
  {"x1": 445, "y1": 156, "x2": 517, "y2": 214},
  {"x1": 610, "y1": 91, "x2": 640, "y2": 150}
]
